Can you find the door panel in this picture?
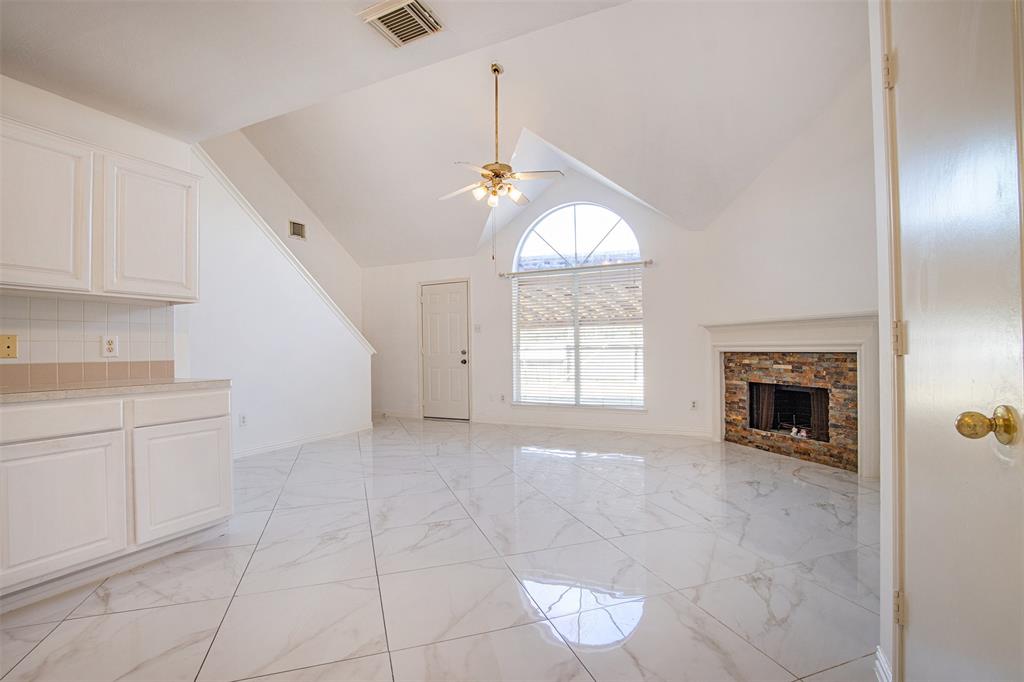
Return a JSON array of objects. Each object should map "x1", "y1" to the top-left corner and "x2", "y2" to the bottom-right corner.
[
  {"x1": 0, "y1": 120, "x2": 93, "y2": 291},
  {"x1": 133, "y1": 416, "x2": 231, "y2": 544},
  {"x1": 0, "y1": 431, "x2": 127, "y2": 589},
  {"x1": 421, "y1": 281, "x2": 469, "y2": 419},
  {"x1": 891, "y1": 0, "x2": 1023, "y2": 678},
  {"x1": 103, "y1": 154, "x2": 199, "y2": 301}
]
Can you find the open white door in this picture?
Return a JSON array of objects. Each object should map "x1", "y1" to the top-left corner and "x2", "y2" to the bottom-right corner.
[
  {"x1": 889, "y1": 0, "x2": 1024, "y2": 679},
  {"x1": 420, "y1": 281, "x2": 470, "y2": 420}
]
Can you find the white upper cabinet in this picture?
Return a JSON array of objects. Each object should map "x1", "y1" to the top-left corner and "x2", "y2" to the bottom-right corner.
[
  {"x1": 0, "y1": 118, "x2": 200, "y2": 303},
  {"x1": 102, "y1": 155, "x2": 199, "y2": 301},
  {"x1": 0, "y1": 120, "x2": 93, "y2": 292}
]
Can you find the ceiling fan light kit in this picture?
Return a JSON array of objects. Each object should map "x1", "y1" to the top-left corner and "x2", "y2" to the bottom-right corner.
[{"x1": 439, "y1": 63, "x2": 563, "y2": 207}]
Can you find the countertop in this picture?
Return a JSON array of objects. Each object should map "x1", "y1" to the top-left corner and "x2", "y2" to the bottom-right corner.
[{"x1": 0, "y1": 378, "x2": 231, "y2": 404}]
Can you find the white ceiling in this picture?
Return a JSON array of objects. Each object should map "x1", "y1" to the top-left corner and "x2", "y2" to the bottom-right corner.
[
  {"x1": 242, "y1": 0, "x2": 870, "y2": 266},
  {"x1": 0, "y1": 0, "x2": 621, "y2": 141}
]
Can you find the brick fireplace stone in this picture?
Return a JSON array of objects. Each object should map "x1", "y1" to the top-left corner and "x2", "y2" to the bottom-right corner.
[{"x1": 723, "y1": 351, "x2": 858, "y2": 471}]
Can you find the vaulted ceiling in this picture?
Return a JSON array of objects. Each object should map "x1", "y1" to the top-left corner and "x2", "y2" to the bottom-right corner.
[
  {"x1": 0, "y1": 0, "x2": 621, "y2": 140},
  {"x1": 1, "y1": 0, "x2": 871, "y2": 268},
  {"x1": 242, "y1": 0, "x2": 870, "y2": 266}
]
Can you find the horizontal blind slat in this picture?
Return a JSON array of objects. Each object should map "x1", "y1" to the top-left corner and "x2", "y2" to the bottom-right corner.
[{"x1": 513, "y1": 265, "x2": 643, "y2": 407}]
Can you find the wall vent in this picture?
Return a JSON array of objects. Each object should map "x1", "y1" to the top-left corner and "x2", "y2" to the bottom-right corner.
[
  {"x1": 359, "y1": 0, "x2": 442, "y2": 47},
  {"x1": 289, "y1": 221, "x2": 307, "y2": 240}
]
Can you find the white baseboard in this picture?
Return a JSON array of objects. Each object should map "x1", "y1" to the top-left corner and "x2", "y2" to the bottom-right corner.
[
  {"x1": 374, "y1": 410, "x2": 421, "y2": 420},
  {"x1": 233, "y1": 424, "x2": 371, "y2": 459},
  {"x1": 470, "y1": 415, "x2": 713, "y2": 439},
  {"x1": 874, "y1": 646, "x2": 894, "y2": 682}
]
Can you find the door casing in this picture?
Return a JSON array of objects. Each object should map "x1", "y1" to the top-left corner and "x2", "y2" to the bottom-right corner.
[{"x1": 417, "y1": 278, "x2": 472, "y2": 421}]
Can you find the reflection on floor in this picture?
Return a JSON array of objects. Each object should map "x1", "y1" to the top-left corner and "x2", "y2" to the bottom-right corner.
[{"x1": 2, "y1": 418, "x2": 880, "y2": 681}]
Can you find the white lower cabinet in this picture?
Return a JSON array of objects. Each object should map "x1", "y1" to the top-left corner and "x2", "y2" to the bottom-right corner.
[
  {"x1": 0, "y1": 431, "x2": 127, "y2": 590},
  {"x1": 0, "y1": 385, "x2": 231, "y2": 594},
  {"x1": 132, "y1": 416, "x2": 231, "y2": 544}
]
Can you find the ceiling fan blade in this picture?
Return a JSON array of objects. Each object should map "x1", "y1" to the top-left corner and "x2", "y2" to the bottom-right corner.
[
  {"x1": 511, "y1": 189, "x2": 530, "y2": 205},
  {"x1": 439, "y1": 182, "x2": 483, "y2": 201},
  {"x1": 455, "y1": 162, "x2": 493, "y2": 176},
  {"x1": 511, "y1": 170, "x2": 564, "y2": 181}
]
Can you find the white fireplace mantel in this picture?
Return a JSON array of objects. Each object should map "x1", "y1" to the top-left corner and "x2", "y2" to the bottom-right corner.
[{"x1": 702, "y1": 312, "x2": 880, "y2": 480}]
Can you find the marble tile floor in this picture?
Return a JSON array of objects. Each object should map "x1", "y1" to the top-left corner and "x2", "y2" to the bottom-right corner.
[{"x1": 1, "y1": 418, "x2": 880, "y2": 682}]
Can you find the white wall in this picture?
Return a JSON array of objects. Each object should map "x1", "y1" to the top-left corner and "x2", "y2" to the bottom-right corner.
[
  {"x1": 200, "y1": 132, "x2": 363, "y2": 326},
  {"x1": 699, "y1": 67, "x2": 878, "y2": 324},
  {"x1": 177, "y1": 151, "x2": 371, "y2": 455},
  {"x1": 362, "y1": 68, "x2": 878, "y2": 437}
]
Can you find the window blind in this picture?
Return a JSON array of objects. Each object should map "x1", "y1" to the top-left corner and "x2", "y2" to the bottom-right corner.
[{"x1": 512, "y1": 264, "x2": 644, "y2": 407}]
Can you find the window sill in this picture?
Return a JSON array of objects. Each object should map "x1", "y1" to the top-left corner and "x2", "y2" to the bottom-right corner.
[{"x1": 511, "y1": 402, "x2": 648, "y2": 414}]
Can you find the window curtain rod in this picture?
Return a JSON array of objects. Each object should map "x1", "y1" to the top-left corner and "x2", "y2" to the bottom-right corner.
[{"x1": 499, "y1": 259, "x2": 653, "y2": 278}]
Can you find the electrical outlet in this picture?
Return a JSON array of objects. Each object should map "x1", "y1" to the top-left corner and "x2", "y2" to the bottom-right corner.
[
  {"x1": 499, "y1": 394, "x2": 506, "y2": 403},
  {"x1": 238, "y1": 414, "x2": 248, "y2": 428},
  {"x1": 101, "y1": 335, "x2": 119, "y2": 358},
  {"x1": 690, "y1": 400, "x2": 698, "y2": 410},
  {"x1": 0, "y1": 335, "x2": 17, "y2": 359}
]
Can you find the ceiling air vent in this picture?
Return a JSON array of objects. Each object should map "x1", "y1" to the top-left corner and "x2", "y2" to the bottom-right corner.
[{"x1": 359, "y1": 0, "x2": 442, "y2": 47}]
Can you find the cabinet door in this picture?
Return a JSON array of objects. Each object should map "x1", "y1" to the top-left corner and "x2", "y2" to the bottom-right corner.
[
  {"x1": 133, "y1": 416, "x2": 231, "y2": 544},
  {"x1": 0, "y1": 120, "x2": 93, "y2": 291},
  {"x1": 0, "y1": 431, "x2": 126, "y2": 590},
  {"x1": 103, "y1": 155, "x2": 199, "y2": 301}
]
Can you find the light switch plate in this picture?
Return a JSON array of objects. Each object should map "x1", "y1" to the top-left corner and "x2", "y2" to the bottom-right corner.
[
  {"x1": 0, "y1": 335, "x2": 17, "y2": 359},
  {"x1": 101, "y1": 335, "x2": 119, "y2": 358}
]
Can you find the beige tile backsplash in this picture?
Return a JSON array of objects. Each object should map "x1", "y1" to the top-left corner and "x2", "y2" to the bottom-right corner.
[{"x1": 0, "y1": 293, "x2": 174, "y2": 387}]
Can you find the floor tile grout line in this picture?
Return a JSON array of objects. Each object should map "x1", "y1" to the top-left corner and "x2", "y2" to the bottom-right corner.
[
  {"x1": 470, "y1": 424, "x2": 876, "y2": 677},
  {"x1": 191, "y1": 450, "x2": 291, "y2": 682},
  {"x1": 360, "y1": 426, "x2": 398, "y2": 682},
  {"x1": 796, "y1": 652, "x2": 877, "y2": 680},
  {"x1": 283, "y1": 428, "x2": 876, "y2": 672},
  {"x1": 421, "y1": 442, "x2": 600, "y2": 682},
  {"x1": 15, "y1": 419, "x2": 877, "y2": 681},
  {"x1": 1, "y1": 560, "x2": 108, "y2": 680},
  {"x1": 671, "y1": 587, "x2": 803, "y2": 680},
  {"x1": 0, "y1": 619, "x2": 62, "y2": 681},
  {"x1": 229, "y1": 650, "x2": 390, "y2": 682},
  {"x1": 60, "y1": 589, "x2": 252, "y2": 622}
]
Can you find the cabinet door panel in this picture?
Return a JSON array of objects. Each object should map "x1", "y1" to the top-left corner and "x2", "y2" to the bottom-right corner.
[
  {"x1": 0, "y1": 120, "x2": 92, "y2": 291},
  {"x1": 133, "y1": 416, "x2": 230, "y2": 544},
  {"x1": 0, "y1": 431, "x2": 126, "y2": 589},
  {"x1": 103, "y1": 155, "x2": 199, "y2": 300}
]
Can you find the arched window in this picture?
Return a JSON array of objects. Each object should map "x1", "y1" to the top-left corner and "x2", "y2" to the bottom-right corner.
[
  {"x1": 511, "y1": 203, "x2": 644, "y2": 408},
  {"x1": 515, "y1": 203, "x2": 640, "y2": 271}
]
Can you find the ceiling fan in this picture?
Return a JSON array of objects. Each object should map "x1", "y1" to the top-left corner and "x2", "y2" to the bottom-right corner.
[{"x1": 439, "y1": 63, "x2": 563, "y2": 208}]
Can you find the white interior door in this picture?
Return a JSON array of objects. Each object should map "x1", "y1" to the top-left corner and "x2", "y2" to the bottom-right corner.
[
  {"x1": 891, "y1": 0, "x2": 1023, "y2": 679},
  {"x1": 421, "y1": 281, "x2": 469, "y2": 420}
]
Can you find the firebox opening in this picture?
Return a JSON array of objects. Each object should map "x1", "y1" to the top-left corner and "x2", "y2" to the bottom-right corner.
[{"x1": 748, "y1": 382, "x2": 830, "y2": 442}]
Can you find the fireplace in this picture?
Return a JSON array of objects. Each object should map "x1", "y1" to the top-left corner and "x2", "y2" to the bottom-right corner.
[
  {"x1": 722, "y1": 351, "x2": 858, "y2": 471},
  {"x1": 748, "y1": 382, "x2": 830, "y2": 442}
]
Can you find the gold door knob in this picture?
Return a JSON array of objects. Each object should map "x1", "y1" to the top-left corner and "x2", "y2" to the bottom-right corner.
[{"x1": 954, "y1": 405, "x2": 1018, "y2": 445}]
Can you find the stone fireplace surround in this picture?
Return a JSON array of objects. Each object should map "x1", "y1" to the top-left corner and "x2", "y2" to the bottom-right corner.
[
  {"x1": 703, "y1": 313, "x2": 880, "y2": 480},
  {"x1": 725, "y1": 351, "x2": 858, "y2": 470}
]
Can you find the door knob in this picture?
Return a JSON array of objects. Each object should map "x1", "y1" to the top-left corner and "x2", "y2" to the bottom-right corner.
[
  {"x1": 460, "y1": 359, "x2": 467, "y2": 365},
  {"x1": 955, "y1": 405, "x2": 1018, "y2": 445},
  {"x1": 461, "y1": 350, "x2": 467, "y2": 355}
]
